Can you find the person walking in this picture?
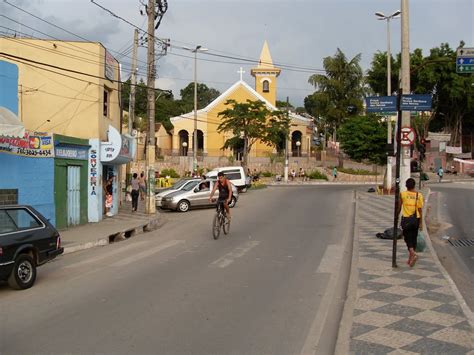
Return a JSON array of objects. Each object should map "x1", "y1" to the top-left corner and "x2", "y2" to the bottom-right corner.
[
  {"x1": 138, "y1": 171, "x2": 146, "y2": 200},
  {"x1": 333, "y1": 167, "x2": 337, "y2": 180},
  {"x1": 437, "y1": 166, "x2": 444, "y2": 183},
  {"x1": 131, "y1": 173, "x2": 140, "y2": 212},
  {"x1": 104, "y1": 176, "x2": 114, "y2": 217},
  {"x1": 397, "y1": 178, "x2": 424, "y2": 267}
]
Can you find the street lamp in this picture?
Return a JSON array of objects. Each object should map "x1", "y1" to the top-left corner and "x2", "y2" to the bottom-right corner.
[
  {"x1": 376, "y1": 9, "x2": 400, "y2": 192},
  {"x1": 182, "y1": 45, "x2": 208, "y2": 173},
  {"x1": 296, "y1": 141, "x2": 301, "y2": 157},
  {"x1": 182, "y1": 141, "x2": 188, "y2": 156}
]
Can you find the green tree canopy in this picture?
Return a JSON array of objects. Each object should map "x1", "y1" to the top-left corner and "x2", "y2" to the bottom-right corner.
[
  {"x1": 305, "y1": 48, "x2": 365, "y2": 135},
  {"x1": 217, "y1": 99, "x2": 290, "y2": 168},
  {"x1": 338, "y1": 115, "x2": 387, "y2": 165},
  {"x1": 180, "y1": 83, "x2": 220, "y2": 112}
]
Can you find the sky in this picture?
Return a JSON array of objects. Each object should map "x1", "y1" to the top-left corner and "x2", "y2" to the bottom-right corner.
[{"x1": 0, "y1": 0, "x2": 473, "y2": 107}]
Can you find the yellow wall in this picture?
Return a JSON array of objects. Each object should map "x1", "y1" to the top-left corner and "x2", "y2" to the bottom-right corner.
[{"x1": 1, "y1": 38, "x2": 120, "y2": 140}]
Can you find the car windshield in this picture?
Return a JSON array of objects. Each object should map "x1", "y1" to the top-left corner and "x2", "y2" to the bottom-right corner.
[{"x1": 171, "y1": 179, "x2": 190, "y2": 190}]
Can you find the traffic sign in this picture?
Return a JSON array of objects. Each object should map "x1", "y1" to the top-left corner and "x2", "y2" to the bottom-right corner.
[
  {"x1": 400, "y1": 127, "x2": 416, "y2": 146},
  {"x1": 400, "y1": 95, "x2": 432, "y2": 111},
  {"x1": 365, "y1": 96, "x2": 397, "y2": 113},
  {"x1": 456, "y1": 47, "x2": 474, "y2": 73}
]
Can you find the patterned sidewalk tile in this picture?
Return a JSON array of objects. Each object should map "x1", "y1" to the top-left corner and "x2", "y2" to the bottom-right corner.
[{"x1": 348, "y1": 192, "x2": 474, "y2": 354}]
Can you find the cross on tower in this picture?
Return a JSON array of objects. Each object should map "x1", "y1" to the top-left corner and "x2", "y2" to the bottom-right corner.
[{"x1": 237, "y1": 67, "x2": 245, "y2": 81}]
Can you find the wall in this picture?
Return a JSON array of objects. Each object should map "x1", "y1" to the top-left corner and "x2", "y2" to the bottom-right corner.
[
  {"x1": 0, "y1": 60, "x2": 19, "y2": 114},
  {"x1": 0, "y1": 154, "x2": 55, "y2": 224}
]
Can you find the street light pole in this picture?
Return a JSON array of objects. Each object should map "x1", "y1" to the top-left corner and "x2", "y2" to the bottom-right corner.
[
  {"x1": 182, "y1": 45, "x2": 208, "y2": 173},
  {"x1": 376, "y1": 10, "x2": 400, "y2": 192}
]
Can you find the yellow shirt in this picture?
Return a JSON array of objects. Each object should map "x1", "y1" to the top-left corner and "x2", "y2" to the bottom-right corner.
[{"x1": 400, "y1": 191, "x2": 423, "y2": 218}]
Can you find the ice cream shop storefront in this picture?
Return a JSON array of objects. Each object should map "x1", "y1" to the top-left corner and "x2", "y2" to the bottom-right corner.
[{"x1": 88, "y1": 125, "x2": 134, "y2": 222}]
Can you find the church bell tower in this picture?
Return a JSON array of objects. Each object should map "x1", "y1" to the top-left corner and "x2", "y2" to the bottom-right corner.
[{"x1": 251, "y1": 41, "x2": 281, "y2": 107}]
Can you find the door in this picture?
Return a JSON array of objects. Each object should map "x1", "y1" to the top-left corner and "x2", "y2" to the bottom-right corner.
[{"x1": 67, "y1": 166, "x2": 81, "y2": 226}]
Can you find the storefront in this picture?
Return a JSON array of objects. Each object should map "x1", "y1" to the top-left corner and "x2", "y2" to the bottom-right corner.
[
  {"x1": 53, "y1": 134, "x2": 89, "y2": 229},
  {"x1": 88, "y1": 125, "x2": 134, "y2": 222}
]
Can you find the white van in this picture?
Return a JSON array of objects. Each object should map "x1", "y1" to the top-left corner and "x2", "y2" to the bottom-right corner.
[{"x1": 205, "y1": 166, "x2": 251, "y2": 192}]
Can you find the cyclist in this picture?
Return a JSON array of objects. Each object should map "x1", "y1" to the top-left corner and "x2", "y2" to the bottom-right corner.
[{"x1": 209, "y1": 172, "x2": 233, "y2": 221}]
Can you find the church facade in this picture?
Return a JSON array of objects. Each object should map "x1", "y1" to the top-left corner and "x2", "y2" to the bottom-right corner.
[{"x1": 165, "y1": 41, "x2": 313, "y2": 161}]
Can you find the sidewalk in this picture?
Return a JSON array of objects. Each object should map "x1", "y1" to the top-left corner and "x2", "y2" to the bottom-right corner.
[
  {"x1": 60, "y1": 200, "x2": 162, "y2": 254},
  {"x1": 337, "y1": 191, "x2": 474, "y2": 354}
]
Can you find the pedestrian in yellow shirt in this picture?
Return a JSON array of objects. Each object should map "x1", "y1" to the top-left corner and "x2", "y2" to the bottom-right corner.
[{"x1": 397, "y1": 178, "x2": 424, "y2": 267}]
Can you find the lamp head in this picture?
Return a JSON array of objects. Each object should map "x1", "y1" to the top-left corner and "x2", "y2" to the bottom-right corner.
[
  {"x1": 391, "y1": 10, "x2": 401, "y2": 18},
  {"x1": 375, "y1": 12, "x2": 386, "y2": 19}
]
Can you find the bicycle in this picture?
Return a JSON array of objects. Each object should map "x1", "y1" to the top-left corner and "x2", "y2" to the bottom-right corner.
[{"x1": 212, "y1": 199, "x2": 230, "y2": 239}]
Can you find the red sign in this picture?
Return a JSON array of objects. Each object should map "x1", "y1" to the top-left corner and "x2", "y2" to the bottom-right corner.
[{"x1": 400, "y1": 127, "x2": 416, "y2": 146}]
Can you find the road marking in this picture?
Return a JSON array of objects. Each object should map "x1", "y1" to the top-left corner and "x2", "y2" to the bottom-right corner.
[
  {"x1": 301, "y1": 243, "x2": 344, "y2": 355},
  {"x1": 210, "y1": 241, "x2": 260, "y2": 268},
  {"x1": 111, "y1": 240, "x2": 185, "y2": 267},
  {"x1": 64, "y1": 241, "x2": 149, "y2": 269}
]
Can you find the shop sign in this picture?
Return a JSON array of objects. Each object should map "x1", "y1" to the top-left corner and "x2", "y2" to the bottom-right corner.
[
  {"x1": 55, "y1": 145, "x2": 88, "y2": 160},
  {"x1": 100, "y1": 125, "x2": 134, "y2": 164},
  {"x1": 0, "y1": 131, "x2": 54, "y2": 157},
  {"x1": 89, "y1": 149, "x2": 98, "y2": 196},
  {"x1": 105, "y1": 50, "x2": 115, "y2": 81}
]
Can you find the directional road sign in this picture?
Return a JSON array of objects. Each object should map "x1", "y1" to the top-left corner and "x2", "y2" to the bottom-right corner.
[
  {"x1": 400, "y1": 127, "x2": 416, "y2": 146},
  {"x1": 365, "y1": 96, "x2": 397, "y2": 113},
  {"x1": 456, "y1": 47, "x2": 474, "y2": 73},
  {"x1": 400, "y1": 95, "x2": 432, "y2": 111}
]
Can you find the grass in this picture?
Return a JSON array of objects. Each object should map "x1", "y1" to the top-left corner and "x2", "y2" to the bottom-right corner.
[{"x1": 307, "y1": 170, "x2": 328, "y2": 180}]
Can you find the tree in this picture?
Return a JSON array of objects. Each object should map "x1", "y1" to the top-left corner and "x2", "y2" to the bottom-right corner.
[
  {"x1": 180, "y1": 83, "x2": 220, "y2": 112},
  {"x1": 217, "y1": 99, "x2": 290, "y2": 168},
  {"x1": 306, "y1": 48, "x2": 365, "y2": 138},
  {"x1": 338, "y1": 115, "x2": 387, "y2": 166}
]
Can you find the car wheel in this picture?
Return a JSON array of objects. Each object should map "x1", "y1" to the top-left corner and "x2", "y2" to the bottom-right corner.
[
  {"x1": 177, "y1": 200, "x2": 190, "y2": 212},
  {"x1": 229, "y1": 196, "x2": 237, "y2": 208},
  {"x1": 8, "y1": 254, "x2": 37, "y2": 290},
  {"x1": 240, "y1": 186, "x2": 248, "y2": 193}
]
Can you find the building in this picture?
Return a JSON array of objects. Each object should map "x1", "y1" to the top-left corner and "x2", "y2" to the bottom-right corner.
[
  {"x1": 168, "y1": 41, "x2": 312, "y2": 162},
  {"x1": 0, "y1": 37, "x2": 135, "y2": 226}
]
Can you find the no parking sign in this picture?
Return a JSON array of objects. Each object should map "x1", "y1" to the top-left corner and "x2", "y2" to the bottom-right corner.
[{"x1": 400, "y1": 126, "x2": 416, "y2": 146}]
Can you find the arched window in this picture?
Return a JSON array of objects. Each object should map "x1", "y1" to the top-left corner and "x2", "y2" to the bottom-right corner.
[{"x1": 262, "y1": 80, "x2": 270, "y2": 93}]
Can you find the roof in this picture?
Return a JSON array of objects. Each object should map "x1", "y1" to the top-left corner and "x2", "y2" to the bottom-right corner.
[{"x1": 0, "y1": 106, "x2": 25, "y2": 138}]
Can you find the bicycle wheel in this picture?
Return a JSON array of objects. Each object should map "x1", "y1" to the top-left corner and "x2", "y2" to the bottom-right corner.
[
  {"x1": 212, "y1": 213, "x2": 221, "y2": 239},
  {"x1": 223, "y1": 214, "x2": 230, "y2": 235}
]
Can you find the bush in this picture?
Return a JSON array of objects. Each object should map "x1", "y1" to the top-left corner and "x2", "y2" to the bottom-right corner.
[
  {"x1": 160, "y1": 168, "x2": 180, "y2": 178},
  {"x1": 307, "y1": 170, "x2": 328, "y2": 180},
  {"x1": 261, "y1": 171, "x2": 273, "y2": 177}
]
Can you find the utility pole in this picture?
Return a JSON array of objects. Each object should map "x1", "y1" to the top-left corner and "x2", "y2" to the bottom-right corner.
[
  {"x1": 400, "y1": 0, "x2": 411, "y2": 190},
  {"x1": 145, "y1": 0, "x2": 156, "y2": 214},
  {"x1": 284, "y1": 96, "x2": 289, "y2": 183},
  {"x1": 126, "y1": 29, "x2": 139, "y2": 187}
]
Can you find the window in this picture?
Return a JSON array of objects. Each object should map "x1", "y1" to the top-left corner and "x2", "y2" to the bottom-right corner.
[
  {"x1": 262, "y1": 80, "x2": 270, "y2": 93},
  {"x1": 224, "y1": 170, "x2": 241, "y2": 180},
  {"x1": 0, "y1": 209, "x2": 41, "y2": 234},
  {"x1": 103, "y1": 89, "x2": 110, "y2": 117}
]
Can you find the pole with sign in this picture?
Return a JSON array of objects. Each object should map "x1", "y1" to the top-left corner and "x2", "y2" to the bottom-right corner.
[{"x1": 456, "y1": 47, "x2": 474, "y2": 73}]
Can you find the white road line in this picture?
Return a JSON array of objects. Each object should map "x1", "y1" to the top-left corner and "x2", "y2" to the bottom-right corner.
[
  {"x1": 316, "y1": 244, "x2": 343, "y2": 274},
  {"x1": 210, "y1": 241, "x2": 260, "y2": 268},
  {"x1": 111, "y1": 240, "x2": 185, "y2": 267},
  {"x1": 64, "y1": 241, "x2": 149, "y2": 269}
]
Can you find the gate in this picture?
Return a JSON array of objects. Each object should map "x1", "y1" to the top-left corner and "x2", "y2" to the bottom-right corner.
[{"x1": 67, "y1": 166, "x2": 81, "y2": 226}]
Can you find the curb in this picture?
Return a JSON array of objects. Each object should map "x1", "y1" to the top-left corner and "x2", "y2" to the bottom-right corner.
[
  {"x1": 63, "y1": 216, "x2": 166, "y2": 255},
  {"x1": 423, "y1": 188, "x2": 474, "y2": 329}
]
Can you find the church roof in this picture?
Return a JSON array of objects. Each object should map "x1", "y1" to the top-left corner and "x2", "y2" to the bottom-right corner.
[{"x1": 251, "y1": 40, "x2": 281, "y2": 76}]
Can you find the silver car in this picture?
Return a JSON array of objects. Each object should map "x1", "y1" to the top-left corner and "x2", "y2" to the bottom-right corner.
[
  {"x1": 160, "y1": 179, "x2": 239, "y2": 212},
  {"x1": 155, "y1": 178, "x2": 201, "y2": 207}
]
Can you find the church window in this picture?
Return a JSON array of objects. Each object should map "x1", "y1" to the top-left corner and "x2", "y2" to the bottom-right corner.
[{"x1": 262, "y1": 80, "x2": 270, "y2": 93}]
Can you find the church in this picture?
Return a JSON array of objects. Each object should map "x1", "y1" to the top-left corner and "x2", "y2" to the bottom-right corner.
[{"x1": 162, "y1": 41, "x2": 313, "y2": 162}]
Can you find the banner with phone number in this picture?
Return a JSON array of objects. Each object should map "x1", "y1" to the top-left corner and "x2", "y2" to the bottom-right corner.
[{"x1": 0, "y1": 131, "x2": 54, "y2": 158}]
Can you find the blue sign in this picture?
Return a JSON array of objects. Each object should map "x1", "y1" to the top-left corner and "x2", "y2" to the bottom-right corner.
[
  {"x1": 400, "y1": 95, "x2": 432, "y2": 111},
  {"x1": 55, "y1": 145, "x2": 88, "y2": 160},
  {"x1": 456, "y1": 57, "x2": 474, "y2": 65},
  {"x1": 365, "y1": 96, "x2": 397, "y2": 113}
]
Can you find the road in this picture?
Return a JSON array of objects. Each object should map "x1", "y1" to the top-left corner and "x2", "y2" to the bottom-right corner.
[
  {"x1": 0, "y1": 185, "x2": 356, "y2": 355},
  {"x1": 427, "y1": 182, "x2": 474, "y2": 312}
]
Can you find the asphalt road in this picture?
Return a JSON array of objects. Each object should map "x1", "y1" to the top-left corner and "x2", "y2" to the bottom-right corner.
[
  {"x1": 427, "y1": 183, "x2": 474, "y2": 311},
  {"x1": 0, "y1": 185, "x2": 357, "y2": 355}
]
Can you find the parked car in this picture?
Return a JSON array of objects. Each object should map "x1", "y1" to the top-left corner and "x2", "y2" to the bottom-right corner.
[
  {"x1": 160, "y1": 179, "x2": 239, "y2": 212},
  {"x1": 155, "y1": 178, "x2": 201, "y2": 207},
  {"x1": 205, "y1": 166, "x2": 251, "y2": 192},
  {"x1": 0, "y1": 205, "x2": 64, "y2": 290}
]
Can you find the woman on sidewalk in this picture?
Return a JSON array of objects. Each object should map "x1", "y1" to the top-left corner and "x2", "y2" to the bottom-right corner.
[
  {"x1": 131, "y1": 173, "x2": 140, "y2": 212},
  {"x1": 398, "y1": 178, "x2": 424, "y2": 267}
]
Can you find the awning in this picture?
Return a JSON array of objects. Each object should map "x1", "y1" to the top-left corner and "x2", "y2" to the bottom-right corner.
[
  {"x1": 100, "y1": 125, "x2": 135, "y2": 165},
  {"x1": 0, "y1": 106, "x2": 25, "y2": 138}
]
